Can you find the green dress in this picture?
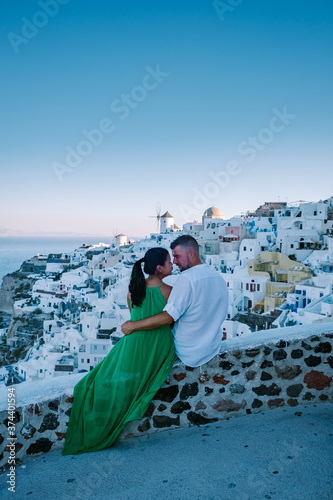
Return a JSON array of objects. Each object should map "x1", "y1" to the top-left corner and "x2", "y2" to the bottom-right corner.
[{"x1": 62, "y1": 285, "x2": 176, "y2": 455}]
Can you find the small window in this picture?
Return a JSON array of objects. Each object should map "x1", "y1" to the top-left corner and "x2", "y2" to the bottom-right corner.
[
  {"x1": 87, "y1": 358, "x2": 90, "y2": 363},
  {"x1": 246, "y1": 283, "x2": 249, "y2": 290},
  {"x1": 81, "y1": 359, "x2": 84, "y2": 363},
  {"x1": 257, "y1": 284, "x2": 260, "y2": 291}
]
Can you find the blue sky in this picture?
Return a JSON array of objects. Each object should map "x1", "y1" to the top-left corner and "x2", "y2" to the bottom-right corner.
[{"x1": 1, "y1": 0, "x2": 332, "y2": 237}]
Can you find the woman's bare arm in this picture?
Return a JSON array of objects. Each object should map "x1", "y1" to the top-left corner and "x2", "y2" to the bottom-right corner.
[
  {"x1": 127, "y1": 292, "x2": 132, "y2": 312},
  {"x1": 160, "y1": 283, "x2": 172, "y2": 303},
  {"x1": 160, "y1": 284, "x2": 174, "y2": 328}
]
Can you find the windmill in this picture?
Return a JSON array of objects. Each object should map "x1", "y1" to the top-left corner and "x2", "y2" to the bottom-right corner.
[{"x1": 149, "y1": 202, "x2": 162, "y2": 232}]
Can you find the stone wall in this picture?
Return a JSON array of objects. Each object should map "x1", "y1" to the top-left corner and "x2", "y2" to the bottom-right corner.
[{"x1": 0, "y1": 328, "x2": 332, "y2": 471}]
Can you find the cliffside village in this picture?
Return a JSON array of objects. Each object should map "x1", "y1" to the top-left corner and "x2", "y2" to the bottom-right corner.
[{"x1": 1, "y1": 197, "x2": 333, "y2": 385}]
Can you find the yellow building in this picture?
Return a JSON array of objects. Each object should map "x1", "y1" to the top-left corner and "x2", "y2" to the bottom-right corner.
[{"x1": 249, "y1": 252, "x2": 312, "y2": 313}]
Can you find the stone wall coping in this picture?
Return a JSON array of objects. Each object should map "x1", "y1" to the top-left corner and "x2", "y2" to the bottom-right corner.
[
  {"x1": 0, "y1": 372, "x2": 85, "y2": 411},
  {"x1": 1, "y1": 321, "x2": 332, "y2": 411},
  {"x1": 219, "y1": 321, "x2": 333, "y2": 351}
]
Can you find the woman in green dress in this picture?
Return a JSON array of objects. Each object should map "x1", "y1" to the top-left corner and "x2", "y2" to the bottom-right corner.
[{"x1": 62, "y1": 247, "x2": 176, "y2": 455}]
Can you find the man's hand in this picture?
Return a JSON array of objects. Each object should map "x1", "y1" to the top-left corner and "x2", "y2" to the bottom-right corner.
[
  {"x1": 121, "y1": 312, "x2": 173, "y2": 336},
  {"x1": 121, "y1": 320, "x2": 135, "y2": 336}
]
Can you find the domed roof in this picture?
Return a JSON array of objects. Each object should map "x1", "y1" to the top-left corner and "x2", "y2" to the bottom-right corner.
[{"x1": 203, "y1": 206, "x2": 224, "y2": 219}]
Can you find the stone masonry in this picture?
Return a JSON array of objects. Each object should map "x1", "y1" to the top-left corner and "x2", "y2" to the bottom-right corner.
[{"x1": 0, "y1": 332, "x2": 332, "y2": 471}]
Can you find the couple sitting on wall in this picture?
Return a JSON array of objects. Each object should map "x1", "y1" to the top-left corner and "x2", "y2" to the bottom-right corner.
[{"x1": 62, "y1": 235, "x2": 228, "y2": 455}]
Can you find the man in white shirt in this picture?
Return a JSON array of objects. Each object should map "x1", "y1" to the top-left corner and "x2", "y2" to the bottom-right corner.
[{"x1": 121, "y1": 235, "x2": 228, "y2": 367}]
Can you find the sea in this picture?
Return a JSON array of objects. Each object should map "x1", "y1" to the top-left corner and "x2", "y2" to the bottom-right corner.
[{"x1": 0, "y1": 236, "x2": 113, "y2": 285}]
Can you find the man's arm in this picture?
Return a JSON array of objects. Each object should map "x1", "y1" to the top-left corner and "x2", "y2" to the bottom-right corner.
[{"x1": 121, "y1": 311, "x2": 173, "y2": 336}]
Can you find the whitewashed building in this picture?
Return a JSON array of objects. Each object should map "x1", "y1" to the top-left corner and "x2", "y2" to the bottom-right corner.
[
  {"x1": 287, "y1": 275, "x2": 333, "y2": 311},
  {"x1": 239, "y1": 239, "x2": 261, "y2": 266},
  {"x1": 78, "y1": 339, "x2": 113, "y2": 372},
  {"x1": 277, "y1": 228, "x2": 321, "y2": 261},
  {"x1": 303, "y1": 237, "x2": 333, "y2": 274},
  {"x1": 222, "y1": 271, "x2": 269, "y2": 319},
  {"x1": 222, "y1": 320, "x2": 251, "y2": 340}
]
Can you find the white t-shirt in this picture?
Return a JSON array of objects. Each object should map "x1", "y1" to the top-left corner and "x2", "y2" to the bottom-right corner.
[{"x1": 164, "y1": 264, "x2": 228, "y2": 367}]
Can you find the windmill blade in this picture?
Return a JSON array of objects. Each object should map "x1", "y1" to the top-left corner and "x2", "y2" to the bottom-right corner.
[
  {"x1": 148, "y1": 204, "x2": 162, "y2": 232},
  {"x1": 156, "y1": 204, "x2": 162, "y2": 231}
]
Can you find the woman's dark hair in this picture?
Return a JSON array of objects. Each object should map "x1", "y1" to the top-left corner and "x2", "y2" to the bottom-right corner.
[{"x1": 129, "y1": 247, "x2": 169, "y2": 307}]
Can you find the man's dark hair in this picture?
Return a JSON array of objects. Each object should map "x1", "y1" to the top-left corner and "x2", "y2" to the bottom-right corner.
[{"x1": 170, "y1": 235, "x2": 199, "y2": 254}]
